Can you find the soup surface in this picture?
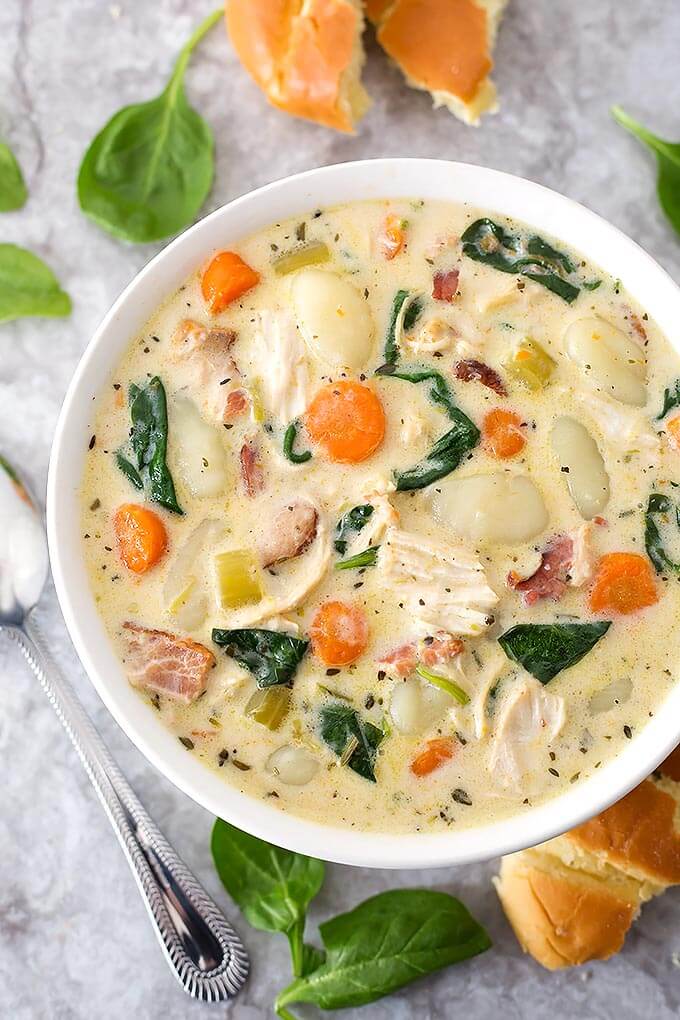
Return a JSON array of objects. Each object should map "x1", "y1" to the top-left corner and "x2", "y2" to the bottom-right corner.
[{"x1": 81, "y1": 198, "x2": 680, "y2": 834}]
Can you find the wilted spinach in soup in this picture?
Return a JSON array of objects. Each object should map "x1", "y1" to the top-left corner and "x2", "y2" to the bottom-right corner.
[{"x1": 81, "y1": 199, "x2": 680, "y2": 834}]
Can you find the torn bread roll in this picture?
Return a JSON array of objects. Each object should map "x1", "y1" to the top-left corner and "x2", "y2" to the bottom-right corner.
[
  {"x1": 494, "y1": 745, "x2": 680, "y2": 969},
  {"x1": 366, "y1": 0, "x2": 509, "y2": 125},
  {"x1": 225, "y1": 0, "x2": 370, "y2": 132}
]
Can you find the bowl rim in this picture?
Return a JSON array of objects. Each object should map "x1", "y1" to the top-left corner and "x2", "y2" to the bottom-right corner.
[{"x1": 47, "y1": 157, "x2": 680, "y2": 869}]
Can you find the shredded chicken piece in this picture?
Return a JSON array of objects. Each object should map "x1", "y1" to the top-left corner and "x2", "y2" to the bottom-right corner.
[
  {"x1": 490, "y1": 678, "x2": 566, "y2": 793},
  {"x1": 407, "y1": 318, "x2": 457, "y2": 354},
  {"x1": 406, "y1": 310, "x2": 479, "y2": 357},
  {"x1": 471, "y1": 646, "x2": 509, "y2": 739},
  {"x1": 378, "y1": 527, "x2": 499, "y2": 636},
  {"x1": 240, "y1": 439, "x2": 264, "y2": 497},
  {"x1": 424, "y1": 234, "x2": 459, "y2": 259},
  {"x1": 122, "y1": 623, "x2": 214, "y2": 703},
  {"x1": 170, "y1": 319, "x2": 244, "y2": 424},
  {"x1": 344, "y1": 493, "x2": 399, "y2": 559},
  {"x1": 399, "y1": 408, "x2": 428, "y2": 444},
  {"x1": 569, "y1": 522, "x2": 594, "y2": 587},
  {"x1": 226, "y1": 511, "x2": 332, "y2": 628},
  {"x1": 574, "y1": 390, "x2": 659, "y2": 460},
  {"x1": 254, "y1": 310, "x2": 310, "y2": 423},
  {"x1": 259, "y1": 500, "x2": 318, "y2": 567}
]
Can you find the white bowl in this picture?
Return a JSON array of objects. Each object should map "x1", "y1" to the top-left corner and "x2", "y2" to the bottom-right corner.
[{"x1": 47, "y1": 158, "x2": 680, "y2": 869}]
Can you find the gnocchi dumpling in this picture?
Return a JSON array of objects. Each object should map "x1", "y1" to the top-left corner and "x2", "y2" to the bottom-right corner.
[
  {"x1": 390, "y1": 678, "x2": 451, "y2": 735},
  {"x1": 291, "y1": 268, "x2": 374, "y2": 370},
  {"x1": 563, "y1": 317, "x2": 646, "y2": 406},
  {"x1": 171, "y1": 397, "x2": 228, "y2": 498},
  {"x1": 265, "y1": 745, "x2": 319, "y2": 786},
  {"x1": 551, "y1": 416, "x2": 610, "y2": 520},
  {"x1": 432, "y1": 472, "x2": 549, "y2": 545}
]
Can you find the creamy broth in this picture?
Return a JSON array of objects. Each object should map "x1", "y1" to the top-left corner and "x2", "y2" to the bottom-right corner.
[{"x1": 80, "y1": 199, "x2": 680, "y2": 834}]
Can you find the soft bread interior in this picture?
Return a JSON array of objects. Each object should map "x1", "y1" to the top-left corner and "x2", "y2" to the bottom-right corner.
[
  {"x1": 368, "y1": 0, "x2": 509, "y2": 125},
  {"x1": 226, "y1": 0, "x2": 370, "y2": 133}
]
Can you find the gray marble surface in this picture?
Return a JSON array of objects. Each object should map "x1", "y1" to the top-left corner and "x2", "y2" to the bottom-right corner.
[{"x1": 1, "y1": 1, "x2": 680, "y2": 1017}]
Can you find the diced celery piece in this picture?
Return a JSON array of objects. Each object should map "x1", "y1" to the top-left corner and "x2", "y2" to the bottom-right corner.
[
  {"x1": 245, "y1": 687, "x2": 291, "y2": 730},
  {"x1": 505, "y1": 337, "x2": 556, "y2": 391},
  {"x1": 168, "y1": 577, "x2": 196, "y2": 615},
  {"x1": 215, "y1": 549, "x2": 263, "y2": 609},
  {"x1": 273, "y1": 241, "x2": 330, "y2": 276},
  {"x1": 249, "y1": 380, "x2": 265, "y2": 423}
]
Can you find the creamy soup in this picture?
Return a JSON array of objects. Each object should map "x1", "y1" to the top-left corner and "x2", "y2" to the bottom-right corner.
[{"x1": 80, "y1": 199, "x2": 680, "y2": 834}]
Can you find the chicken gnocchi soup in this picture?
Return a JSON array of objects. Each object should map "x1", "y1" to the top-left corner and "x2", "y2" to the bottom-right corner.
[{"x1": 81, "y1": 200, "x2": 680, "y2": 834}]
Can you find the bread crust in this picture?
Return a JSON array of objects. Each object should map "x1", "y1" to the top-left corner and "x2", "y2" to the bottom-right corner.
[{"x1": 225, "y1": 0, "x2": 369, "y2": 132}]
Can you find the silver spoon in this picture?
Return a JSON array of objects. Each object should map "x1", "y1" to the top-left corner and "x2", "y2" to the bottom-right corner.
[{"x1": 0, "y1": 455, "x2": 249, "y2": 1001}]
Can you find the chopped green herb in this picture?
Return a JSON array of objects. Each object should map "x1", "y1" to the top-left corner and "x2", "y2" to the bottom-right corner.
[
  {"x1": 335, "y1": 546, "x2": 379, "y2": 570},
  {"x1": 416, "y1": 663, "x2": 470, "y2": 705},
  {"x1": 283, "y1": 420, "x2": 312, "y2": 464}
]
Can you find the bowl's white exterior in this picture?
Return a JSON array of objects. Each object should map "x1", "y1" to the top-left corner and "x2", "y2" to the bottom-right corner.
[{"x1": 47, "y1": 159, "x2": 680, "y2": 869}]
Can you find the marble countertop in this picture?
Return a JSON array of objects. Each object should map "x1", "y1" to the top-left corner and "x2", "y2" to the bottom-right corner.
[{"x1": 2, "y1": 1, "x2": 680, "y2": 1017}]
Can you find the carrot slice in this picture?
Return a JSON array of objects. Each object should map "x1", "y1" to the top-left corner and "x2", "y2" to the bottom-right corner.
[
  {"x1": 306, "y1": 381, "x2": 386, "y2": 463},
  {"x1": 410, "y1": 737, "x2": 456, "y2": 778},
  {"x1": 201, "y1": 251, "x2": 260, "y2": 314},
  {"x1": 378, "y1": 214, "x2": 406, "y2": 260},
  {"x1": 482, "y1": 408, "x2": 526, "y2": 459},
  {"x1": 666, "y1": 415, "x2": 680, "y2": 450},
  {"x1": 310, "y1": 600, "x2": 368, "y2": 666},
  {"x1": 114, "y1": 504, "x2": 167, "y2": 574},
  {"x1": 589, "y1": 552, "x2": 658, "y2": 615}
]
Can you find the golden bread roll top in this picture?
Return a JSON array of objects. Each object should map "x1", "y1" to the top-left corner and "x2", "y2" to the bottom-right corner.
[
  {"x1": 568, "y1": 779, "x2": 680, "y2": 888},
  {"x1": 495, "y1": 851, "x2": 640, "y2": 971},
  {"x1": 225, "y1": 0, "x2": 369, "y2": 132},
  {"x1": 367, "y1": 0, "x2": 508, "y2": 123}
]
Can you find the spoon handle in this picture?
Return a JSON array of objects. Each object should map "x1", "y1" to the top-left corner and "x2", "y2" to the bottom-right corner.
[{"x1": 7, "y1": 617, "x2": 249, "y2": 1002}]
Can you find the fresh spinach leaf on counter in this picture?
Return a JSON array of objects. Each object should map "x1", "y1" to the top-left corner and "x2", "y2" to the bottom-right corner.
[
  {"x1": 335, "y1": 546, "x2": 379, "y2": 570},
  {"x1": 655, "y1": 379, "x2": 680, "y2": 420},
  {"x1": 334, "y1": 503, "x2": 373, "y2": 555},
  {"x1": 116, "y1": 376, "x2": 183, "y2": 513},
  {"x1": 0, "y1": 142, "x2": 27, "y2": 211},
  {"x1": 645, "y1": 493, "x2": 680, "y2": 574},
  {"x1": 0, "y1": 243, "x2": 71, "y2": 324},
  {"x1": 382, "y1": 288, "x2": 422, "y2": 364},
  {"x1": 376, "y1": 363, "x2": 480, "y2": 491},
  {"x1": 211, "y1": 818, "x2": 324, "y2": 978},
  {"x1": 461, "y1": 218, "x2": 581, "y2": 303},
  {"x1": 320, "y1": 702, "x2": 384, "y2": 782},
  {"x1": 612, "y1": 107, "x2": 680, "y2": 239},
  {"x1": 77, "y1": 8, "x2": 221, "y2": 243},
  {"x1": 212, "y1": 628, "x2": 309, "y2": 688},
  {"x1": 275, "y1": 889, "x2": 491, "y2": 1016},
  {"x1": 283, "y1": 420, "x2": 312, "y2": 464},
  {"x1": 498, "y1": 621, "x2": 611, "y2": 684}
]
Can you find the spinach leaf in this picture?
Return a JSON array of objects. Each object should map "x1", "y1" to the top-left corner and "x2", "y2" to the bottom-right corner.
[
  {"x1": 319, "y1": 702, "x2": 384, "y2": 782},
  {"x1": 118, "y1": 377, "x2": 183, "y2": 514},
  {"x1": 645, "y1": 492, "x2": 680, "y2": 574},
  {"x1": 77, "y1": 8, "x2": 220, "y2": 243},
  {"x1": 612, "y1": 107, "x2": 680, "y2": 239},
  {"x1": 283, "y1": 420, "x2": 312, "y2": 464},
  {"x1": 382, "y1": 289, "x2": 422, "y2": 364},
  {"x1": 0, "y1": 142, "x2": 27, "y2": 211},
  {"x1": 0, "y1": 244, "x2": 71, "y2": 324},
  {"x1": 275, "y1": 888, "x2": 491, "y2": 1014},
  {"x1": 655, "y1": 379, "x2": 680, "y2": 420},
  {"x1": 461, "y1": 218, "x2": 581, "y2": 303},
  {"x1": 212, "y1": 628, "x2": 309, "y2": 688},
  {"x1": 377, "y1": 364, "x2": 480, "y2": 491},
  {"x1": 211, "y1": 818, "x2": 324, "y2": 978},
  {"x1": 334, "y1": 503, "x2": 373, "y2": 555},
  {"x1": 335, "y1": 546, "x2": 379, "y2": 570},
  {"x1": 395, "y1": 417, "x2": 479, "y2": 491},
  {"x1": 498, "y1": 621, "x2": 611, "y2": 684}
]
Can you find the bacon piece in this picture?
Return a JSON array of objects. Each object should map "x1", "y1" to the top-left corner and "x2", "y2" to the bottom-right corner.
[
  {"x1": 432, "y1": 268, "x2": 460, "y2": 302},
  {"x1": 259, "y1": 500, "x2": 318, "y2": 568},
  {"x1": 239, "y1": 440, "x2": 264, "y2": 497},
  {"x1": 378, "y1": 632, "x2": 463, "y2": 677},
  {"x1": 420, "y1": 633, "x2": 464, "y2": 666},
  {"x1": 455, "y1": 358, "x2": 507, "y2": 396},
  {"x1": 223, "y1": 388, "x2": 249, "y2": 420},
  {"x1": 122, "y1": 623, "x2": 214, "y2": 703},
  {"x1": 507, "y1": 536, "x2": 574, "y2": 606}
]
